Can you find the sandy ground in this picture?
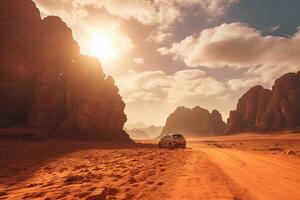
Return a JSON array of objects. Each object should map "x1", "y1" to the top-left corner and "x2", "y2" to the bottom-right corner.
[{"x1": 0, "y1": 132, "x2": 300, "y2": 200}]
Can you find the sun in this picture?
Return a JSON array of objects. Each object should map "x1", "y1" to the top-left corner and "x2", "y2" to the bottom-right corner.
[{"x1": 87, "y1": 32, "x2": 120, "y2": 62}]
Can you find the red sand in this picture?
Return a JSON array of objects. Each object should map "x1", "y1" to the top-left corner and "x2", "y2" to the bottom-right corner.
[{"x1": 1, "y1": 132, "x2": 300, "y2": 199}]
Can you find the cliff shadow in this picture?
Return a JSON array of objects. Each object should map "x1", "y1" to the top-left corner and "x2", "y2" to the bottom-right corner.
[{"x1": 0, "y1": 128, "x2": 155, "y2": 186}]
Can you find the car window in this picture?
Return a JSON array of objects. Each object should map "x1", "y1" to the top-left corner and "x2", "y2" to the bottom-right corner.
[{"x1": 173, "y1": 134, "x2": 183, "y2": 139}]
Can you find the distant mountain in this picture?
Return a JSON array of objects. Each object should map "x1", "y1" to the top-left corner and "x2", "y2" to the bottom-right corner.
[
  {"x1": 160, "y1": 106, "x2": 226, "y2": 138},
  {"x1": 226, "y1": 71, "x2": 300, "y2": 133},
  {"x1": 125, "y1": 128, "x2": 149, "y2": 140},
  {"x1": 144, "y1": 125, "x2": 163, "y2": 138},
  {"x1": 125, "y1": 122, "x2": 148, "y2": 130},
  {"x1": 125, "y1": 123, "x2": 163, "y2": 139}
]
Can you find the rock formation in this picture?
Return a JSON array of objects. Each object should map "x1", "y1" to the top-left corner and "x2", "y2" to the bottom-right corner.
[
  {"x1": 0, "y1": 0, "x2": 131, "y2": 141},
  {"x1": 160, "y1": 106, "x2": 226, "y2": 137},
  {"x1": 125, "y1": 128, "x2": 150, "y2": 140},
  {"x1": 226, "y1": 72, "x2": 300, "y2": 133},
  {"x1": 126, "y1": 125, "x2": 162, "y2": 139}
]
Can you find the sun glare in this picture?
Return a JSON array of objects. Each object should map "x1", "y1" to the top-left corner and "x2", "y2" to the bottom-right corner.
[{"x1": 88, "y1": 32, "x2": 120, "y2": 62}]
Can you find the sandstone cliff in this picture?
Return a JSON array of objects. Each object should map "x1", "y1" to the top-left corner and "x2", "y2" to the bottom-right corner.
[
  {"x1": 0, "y1": 0, "x2": 131, "y2": 141},
  {"x1": 160, "y1": 106, "x2": 226, "y2": 137},
  {"x1": 226, "y1": 72, "x2": 300, "y2": 133}
]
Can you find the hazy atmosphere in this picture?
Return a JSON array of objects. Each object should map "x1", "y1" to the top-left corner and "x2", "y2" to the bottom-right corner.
[
  {"x1": 33, "y1": 0, "x2": 300, "y2": 125},
  {"x1": 1, "y1": 1, "x2": 300, "y2": 199}
]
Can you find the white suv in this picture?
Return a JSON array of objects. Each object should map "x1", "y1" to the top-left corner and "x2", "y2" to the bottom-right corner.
[{"x1": 159, "y1": 133, "x2": 186, "y2": 149}]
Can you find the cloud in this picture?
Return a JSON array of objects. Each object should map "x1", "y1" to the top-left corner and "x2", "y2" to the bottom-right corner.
[
  {"x1": 217, "y1": 94, "x2": 232, "y2": 101},
  {"x1": 102, "y1": 0, "x2": 155, "y2": 25},
  {"x1": 134, "y1": 58, "x2": 144, "y2": 64},
  {"x1": 228, "y1": 78, "x2": 261, "y2": 90},
  {"x1": 116, "y1": 69, "x2": 225, "y2": 103},
  {"x1": 33, "y1": 0, "x2": 91, "y2": 25},
  {"x1": 175, "y1": 0, "x2": 239, "y2": 17},
  {"x1": 125, "y1": 91, "x2": 162, "y2": 103},
  {"x1": 262, "y1": 25, "x2": 280, "y2": 34},
  {"x1": 34, "y1": 0, "x2": 238, "y2": 43},
  {"x1": 100, "y1": 0, "x2": 238, "y2": 29},
  {"x1": 149, "y1": 0, "x2": 238, "y2": 42},
  {"x1": 159, "y1": 22, "x2": 300, "y2": 85},
  {"x1": 158, "y1": 23, "x2": 300, "y2": 69}
]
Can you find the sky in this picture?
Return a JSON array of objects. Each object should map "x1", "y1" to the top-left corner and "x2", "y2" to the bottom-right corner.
[{"x1": 33, "y1": 0, "x2": 300, "y2": 126}]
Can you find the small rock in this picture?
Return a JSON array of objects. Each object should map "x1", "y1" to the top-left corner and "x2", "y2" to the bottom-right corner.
[
  {"x1": 86, "y1": 188, "x2": 107, "y2": 200},
  {"x1": 286, "y1": 150, "x2": 296, "y2": 155},
  {"x1": 64, "y1": 175, "x2": 83, "y2": 183}
]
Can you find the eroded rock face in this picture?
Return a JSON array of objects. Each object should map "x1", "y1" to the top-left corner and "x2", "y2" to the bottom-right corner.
[
  {"x1": 226, "y1": 72, "x2": 300, "y2": 133},
  {"x1": 0, "y1": 0, "x2": 42, "y2": 126},
  {"x1": 0, "y1": 0, "x2": 131, "y2": 141},
  {"x1": 226, "y1": 86, "x2": 272, "y2": 133},
  {"x1": 160, "y1": 106, "x2": 226, "y2": 137}
]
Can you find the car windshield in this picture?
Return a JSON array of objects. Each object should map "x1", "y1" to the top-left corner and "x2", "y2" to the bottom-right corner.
[{"x1": 173, "y1": 134, "x2": 183, "y2": 138}]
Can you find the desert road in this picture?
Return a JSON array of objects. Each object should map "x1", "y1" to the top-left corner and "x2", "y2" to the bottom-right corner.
[
  {"x1": 1, "y1": 137, "x2": 300, "y2": 200},
  {"x1": 153, "y1": 147, "x2": 300, "y2": 200}
]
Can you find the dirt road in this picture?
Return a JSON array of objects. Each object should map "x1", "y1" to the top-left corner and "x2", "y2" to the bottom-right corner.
[
  {"x1": 156, "y1": 147, "x2": 300, "y2": 200},
  {"x1": 200, "y1": 148, "x2": 300, "y2": 200}
]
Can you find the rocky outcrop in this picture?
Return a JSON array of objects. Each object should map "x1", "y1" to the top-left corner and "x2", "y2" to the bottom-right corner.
[
  {"x1": 209, "y1": 110, "x2": 227, "y2": 134},
  {"x1": 0, "y1": 0, "x2": 131, "y2": 141},
  {"x1": 160, "y1": 106, "x2": 226, "y2": 137},
  {"x1": 226, "y1": 86, "x2": 272, "y2": 133},
  {"x1": 226, "y1": 72, "x2": 300, "y2": 133}
]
